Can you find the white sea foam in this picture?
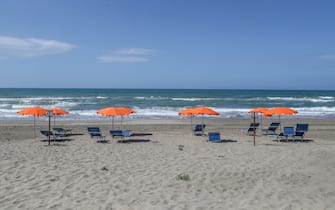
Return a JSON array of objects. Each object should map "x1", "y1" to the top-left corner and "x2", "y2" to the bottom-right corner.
[
  {"x1": 134, "y1": 96, "x2": 169, "y2": 100},
  {"x1": 267, "y1": 96, "x2": 334, "y2": 103},
  {"x1": 134, "y1": 107, "x2": 179, "y2": 117},
  {"x1": 295, "y1": 107, "x2": 335, "y2": 116},
  {"x1": 172, "y1": 98, "x2": 219, "y2": 101}
]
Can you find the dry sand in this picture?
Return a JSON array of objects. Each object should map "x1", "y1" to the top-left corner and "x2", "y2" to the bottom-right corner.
[{"x1": 0, "y1": 118, "x2": 335, "y2": 210}]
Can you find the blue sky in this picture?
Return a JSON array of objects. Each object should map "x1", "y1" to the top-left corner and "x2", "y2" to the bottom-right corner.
[{"x1": 0, "y1": 0, "x2": 334, "y2": 90}]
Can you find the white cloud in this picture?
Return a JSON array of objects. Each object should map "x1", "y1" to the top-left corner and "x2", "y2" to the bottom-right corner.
[
  {"x1": 318, "y1": 54, "x2": 335, "y2": 60},
  {"x1": 0, "y1": 36, "x2": 76, "y2": 59},
  {"x1": 97, "y1": 56, "x2": 149, "y2": 63},
  {"x1": 98, "y1": 48, "x2": 157, "y2": 63},
  {"x1": 115, "y1": 48, "x2": 156, "y2": 55}
]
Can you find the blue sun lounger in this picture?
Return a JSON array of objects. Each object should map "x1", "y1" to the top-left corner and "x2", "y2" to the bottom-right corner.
[
  {"x1": 87, "y1": 127, "x2": 107, "y2": 142},
  {"x1": 40, "y1": 130, "x2": 67, "y2": 141}
]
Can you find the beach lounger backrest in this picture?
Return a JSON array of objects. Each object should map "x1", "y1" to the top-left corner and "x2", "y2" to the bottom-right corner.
[
  {"x1": 294, "y1": 123, "x2": 309, "y2": 141},
  {"x1": 208, "y1": 132, "x2": 221, "y2": 142},
  {"x1": 266, "y1": 122, "x2": 280, "y2": 133},
  {"x1": 194, "y1": 124, "x2": 205, "y2": 131},
  {"x1": 296, "y1": 124, "x2": 309, "y2": 132},
  {"x1": 283, "y1": 127, "x2": 295, "y2": 136},
  {"x1": 87, "y1": 127, "x2": 100, "y2": 133},
  {"x1": 250, "y1": 123, "x2": 260, "y2": 127}
]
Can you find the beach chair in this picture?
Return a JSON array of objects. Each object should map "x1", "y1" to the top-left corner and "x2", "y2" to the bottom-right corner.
[
  {"x1": 193, "y1": 124, "x2": 206, "y2": 136},
  {"x1": 40, "y1": 130, "x2": 66, "y2": 141},
  {"x1": 53, "y1": 127, "x2": 72, "y2": 136},
  {"x1": 278, "y1": 127, "x2": 295, "y2": 142},
  {"x1": 294, "y1": 123, "x2": 309, "y2": 141},
  {"x1": 87, "y1": 127, "x2": 106, "y2": 142},
  {"x1": 262, "y1": 122, "x2": 280, "y2": 135},
  {"x1": 208, "y1": 132, "x2": 222, "y2": 143},
  {"x1": 243, "y1": 122, "x2": 260, "y2": 135}
]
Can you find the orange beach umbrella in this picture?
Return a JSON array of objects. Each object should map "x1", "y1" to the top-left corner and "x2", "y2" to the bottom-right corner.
[
  {"x1": 263, "y1": 107, "x2": 298, "y2": 129},
  {"x1": 179, "y1": 107, "x2": 219, "y2": 129},
  {"x1": 97, "y1": 107, "x2": 135, "y2": 116},
  {"x1": 97, "y1": 107, "x2": 136, "y2": 129},
  {"x1": 263, "y1": 107, "x2": 298, "y2": 116},
  {"x1": 179, "y1": 107, "x2": 219, "y2": 116},
  {"x1": 190, "y1": 107, "x2": 220, "y2": 116},
  {"x1": 17, "y1": 106, "x2": 47, "y2": 116},
  {"x1": 17, "y1": 107, "x2": 48, "y2": 139}
]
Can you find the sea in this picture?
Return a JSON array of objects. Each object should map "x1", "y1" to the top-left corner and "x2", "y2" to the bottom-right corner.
[{"x1": 0, "y1": 88, "x2": 334, "y2": 120}]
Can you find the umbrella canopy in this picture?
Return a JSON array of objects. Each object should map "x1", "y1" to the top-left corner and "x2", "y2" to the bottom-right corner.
[
  {"x1": 49, "y1": 108, "x2": 69, "y2": 116},
  {"x1": 17, "y1": 106, "x2": 47, "y2": 116},
  {"x1": 97, "y1": 107, "x2": 135, "y2": 116},
  {"x1": 178, "y1": 108, "x2": 196, "y2": 116},
  {"x1": 190, "y1": 107, "x2": 220, "y2": 116},
  {"x1": 17, "y1": 107, "x2": 48, "y2": 139},
  {"x1": 263, "y1": 107, "x2": 298, "y2": 116},
  {"x1": 97, "y1": 107, "x2": 136, "y2": 129},
  {"x1": 179, "y1": 107, "x2": 220, "y2": 116}
]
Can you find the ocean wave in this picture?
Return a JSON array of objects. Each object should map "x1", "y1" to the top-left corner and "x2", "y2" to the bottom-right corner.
[
  {"x1": 134, "y1": 96, "x2": 169, "y2": 100},
  {"x1": 172, "y1": 97, "x2": 219, "y2": 101},
  {"x1": 267, "y1": 96, "x2": 334, "y2": 103},
  {"x1": 11, "y1": 101, "x2": 79, "y2": 109}
]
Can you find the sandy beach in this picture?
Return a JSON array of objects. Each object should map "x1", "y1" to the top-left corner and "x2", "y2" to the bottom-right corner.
[{"x1": 1, "y1": 117, "x2": 335, "y2": 210}]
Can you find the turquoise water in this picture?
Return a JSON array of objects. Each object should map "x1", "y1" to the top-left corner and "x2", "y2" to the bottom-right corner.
[{"x1": 0, "y1": 88, "x2": 334, "y2": 119}]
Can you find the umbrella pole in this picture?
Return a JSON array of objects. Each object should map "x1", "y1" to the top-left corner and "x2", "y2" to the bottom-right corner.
[
  {"x1": 190, "y1": 115, "x2": 193, "y2": 135},
  {"x1": 48, "y1": 114, "x2": 51, "y2": 146},
  {"x1": 34, "y1": 116, "x2": 36, "y2": 139},
  {"x1": 112, "y1": 117, "x2": 115, "y2": 130},
  {"x1": 253, "y1": 112, "x2": 256, "y2": 147}
]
